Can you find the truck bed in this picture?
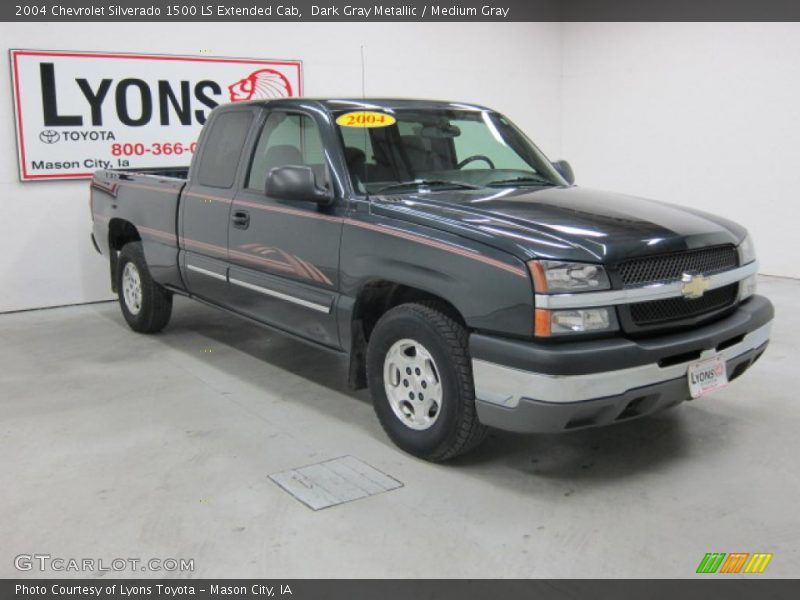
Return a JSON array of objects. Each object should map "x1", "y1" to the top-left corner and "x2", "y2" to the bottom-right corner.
[{"x1": 90, "y1": 168, "x2": 188, "y2": 290}]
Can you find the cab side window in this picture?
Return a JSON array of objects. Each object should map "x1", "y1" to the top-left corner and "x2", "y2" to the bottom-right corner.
[
  {"x1": 196, "y1": 110, "x2": 254, "y2": 188},
  {"x1": 246, "y1": 111, "x2": 327, "y2": 192}
]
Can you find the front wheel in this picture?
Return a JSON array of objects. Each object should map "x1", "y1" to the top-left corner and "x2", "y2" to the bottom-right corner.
[
  {"x1": 117, "y1": 241, "x2": 173, "y2": 333},
  {"x1": 366, "y1": 303, "x2": 488, "y2": 461}
]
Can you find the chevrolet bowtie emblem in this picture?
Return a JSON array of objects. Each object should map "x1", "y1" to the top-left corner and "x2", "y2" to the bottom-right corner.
[{"x1": 682, "y1": 272, "x2": 711, "y2": 299}]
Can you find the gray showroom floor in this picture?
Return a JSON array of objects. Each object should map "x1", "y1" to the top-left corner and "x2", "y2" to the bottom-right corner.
[{"x1": 1, "y1": 275, "x2": 798, "y2": 578}]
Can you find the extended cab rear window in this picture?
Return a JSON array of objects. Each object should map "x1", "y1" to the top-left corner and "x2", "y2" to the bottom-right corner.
[{"x1": 196, "y1": 110, "x2": 254, "y2": 188}]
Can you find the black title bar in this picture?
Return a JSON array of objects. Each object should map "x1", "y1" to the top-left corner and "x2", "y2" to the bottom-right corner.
[
  {"x1": 4, "y1": 580, "x2": 800, "y2": 600},
  {"x1": 4, "y1": 0, "x2": 800, "y2": 22}
]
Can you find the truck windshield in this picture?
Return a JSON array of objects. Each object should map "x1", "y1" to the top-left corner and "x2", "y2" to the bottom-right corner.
[{"x1": 334, "y1": 108, "x2": 566, "y2": 194}]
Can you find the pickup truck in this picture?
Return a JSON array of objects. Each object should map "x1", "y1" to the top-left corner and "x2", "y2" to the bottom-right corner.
[{"x1": 90, "y1": 98, "x2": 773, "y2": 461}]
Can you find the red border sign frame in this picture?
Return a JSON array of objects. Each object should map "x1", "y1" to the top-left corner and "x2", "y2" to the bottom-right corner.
[{"x1": 10, "y1": 49, "x2": 304, "y2": 180}]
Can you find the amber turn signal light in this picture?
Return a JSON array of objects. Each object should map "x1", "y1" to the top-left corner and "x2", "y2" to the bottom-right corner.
[
  {"x1": 534, "y1": 308, "x2": 552, "y2": 337},
  {"x1": 528, "y1": 261, "x2": 548, "y2": 292}
]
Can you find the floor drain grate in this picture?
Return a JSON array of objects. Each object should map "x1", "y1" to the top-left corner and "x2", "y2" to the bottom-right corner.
[{"x1": 269, "y1": 455, "x2": 403, "y2": 510}]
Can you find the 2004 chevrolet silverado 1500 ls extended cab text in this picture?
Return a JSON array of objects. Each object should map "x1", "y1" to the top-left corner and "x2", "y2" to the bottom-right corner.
[{"x1": 90, "y1": 98, "x2": 773, "y2": 461}]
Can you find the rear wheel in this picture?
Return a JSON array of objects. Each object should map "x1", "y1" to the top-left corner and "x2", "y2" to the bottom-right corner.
[
  {"x1": 366, "y1": 303, "x2": 488, "y2": 461},
  {"x1": 117, "y1": 242, "x2": 173, "y2": 333}
]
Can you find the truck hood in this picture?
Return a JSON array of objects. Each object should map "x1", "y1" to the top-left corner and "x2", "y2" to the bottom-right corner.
[{"x1": 369, "y1": 185, "x2": 746, "y2": 264}]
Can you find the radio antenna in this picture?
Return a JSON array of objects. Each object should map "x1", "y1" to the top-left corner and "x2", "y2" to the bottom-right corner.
[{"x1": 360, "y1": 44, "x2": 367, "y2": 98}]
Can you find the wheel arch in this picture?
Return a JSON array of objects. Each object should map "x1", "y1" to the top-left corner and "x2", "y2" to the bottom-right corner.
[
  {"x1": 107, "y1": 219, "x2": 141, "y2": 292},
  {"x1": 346, "y1": 279, "x2": 466, "y2": 390}
]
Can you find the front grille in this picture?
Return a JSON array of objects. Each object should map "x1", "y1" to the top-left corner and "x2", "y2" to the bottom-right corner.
[
  {"x1": 616, "y1": 245, "x2": 741, "y2": 332},
  {"x1": 618, "y1": 245, "x2": 738, "y2": 288},
  {"x1": 629, "y1": 283, "x2": 738, "y2": 326}
]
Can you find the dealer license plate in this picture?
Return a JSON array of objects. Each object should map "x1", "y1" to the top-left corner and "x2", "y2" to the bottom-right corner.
[{"x1": 687, "y1": 355, "x2": 728, "y2": 399}]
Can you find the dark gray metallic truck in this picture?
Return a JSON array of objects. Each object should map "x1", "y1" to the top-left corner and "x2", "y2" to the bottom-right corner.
[{"x1": 90, "y1": 98, "x2": 773, "y2": 461}]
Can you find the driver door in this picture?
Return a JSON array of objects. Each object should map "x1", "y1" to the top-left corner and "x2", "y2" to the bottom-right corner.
[{"x1": 226, "y1": 108, "x2": 343, "y2": 348}]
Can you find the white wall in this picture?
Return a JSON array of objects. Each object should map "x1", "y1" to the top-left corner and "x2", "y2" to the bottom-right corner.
[
  {"x1": 0, "y1": 22, "x2": 563, "y2": 312},
  {"x1": 561, "y1": 22, "x2": 800, "y2": 278}
]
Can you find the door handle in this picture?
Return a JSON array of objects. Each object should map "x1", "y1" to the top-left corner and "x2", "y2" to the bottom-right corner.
[{"x1": 232, "y1": 210, "x2": 250, "y2": 229}]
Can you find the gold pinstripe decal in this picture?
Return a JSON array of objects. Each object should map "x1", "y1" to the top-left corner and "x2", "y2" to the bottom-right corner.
[{"x1": 347, "y1": 220, "x2": 527, "y2": 278}]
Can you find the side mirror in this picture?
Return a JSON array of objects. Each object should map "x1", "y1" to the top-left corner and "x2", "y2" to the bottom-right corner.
[
  {"x1": 266, "y1": 165, "x2": 332, "y2": 204},
  {"x1": 552, "y1": 160, "x2": 575, "y2": 185}
]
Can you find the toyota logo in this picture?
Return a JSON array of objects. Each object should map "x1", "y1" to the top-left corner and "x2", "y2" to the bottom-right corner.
[{"x1": 39, "y1": 130, "x2": 60, "y2": 144}]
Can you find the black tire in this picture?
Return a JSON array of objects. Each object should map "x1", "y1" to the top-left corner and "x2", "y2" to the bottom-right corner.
[
  {"x1": 117, "y1": 241, "x2": 173, "y2": 333},
  {"x1": 366, "y1": 302, "x2": 488, "y2": 461}
]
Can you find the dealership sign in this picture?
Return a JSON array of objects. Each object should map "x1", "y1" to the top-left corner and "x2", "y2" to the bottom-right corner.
[{"x1": 10, "y1": 50, "x2": 303, "y2": 181}]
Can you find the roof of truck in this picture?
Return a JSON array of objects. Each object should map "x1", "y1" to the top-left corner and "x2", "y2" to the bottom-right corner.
[{"x1": 235, "y1": 98, "x2": 494, "y2": 112}]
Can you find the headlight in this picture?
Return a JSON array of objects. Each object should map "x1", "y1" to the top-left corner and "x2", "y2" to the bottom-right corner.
[
  {"x1": 738, "y1": 234, "x2": 756, "y2": 265},
  {"x1": 528, "y1": 260, "x2": 610, "y2": 293},
  {"x1": 535, "y1": 307, "x2": 619, "y2": 337}
]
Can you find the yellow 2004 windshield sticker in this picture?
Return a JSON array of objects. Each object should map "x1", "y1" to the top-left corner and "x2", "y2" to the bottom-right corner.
[{"x1": 336, "y1": 111, "x2": 396, "y2": 128}]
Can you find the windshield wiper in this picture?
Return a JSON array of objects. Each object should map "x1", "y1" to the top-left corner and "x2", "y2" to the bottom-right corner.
[
  {"x1": 375, "y1": 179, "x2": 482, "y2": 194},
  {"x1": 487, "y1": 176, "x2": 556, "y2": 187}
]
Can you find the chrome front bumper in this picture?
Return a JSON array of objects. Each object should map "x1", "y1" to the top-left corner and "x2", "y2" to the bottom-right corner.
[{"x1": 470, "y1": 296, "x2": 773, "y2": 433}]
